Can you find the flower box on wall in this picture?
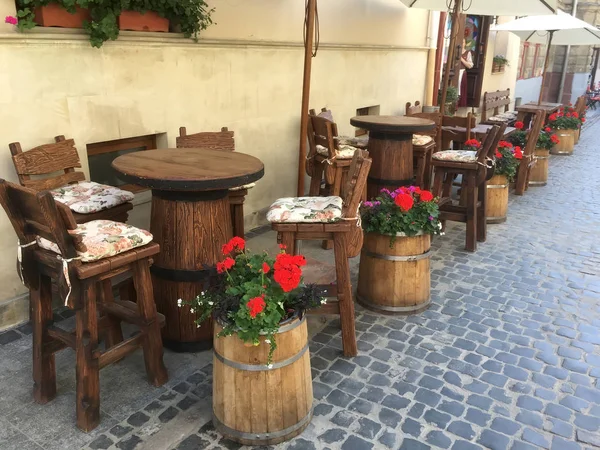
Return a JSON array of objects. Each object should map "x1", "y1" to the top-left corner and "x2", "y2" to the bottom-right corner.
[
  {"x1": 492, "y1": 61, "x2": 506, "y2": 74},
  {"x1": 33, "y1": 3, "x2": 90, "y2": 28},
  {"x1": 118, "y1": 11, "x2": 169, "y2": 32}
]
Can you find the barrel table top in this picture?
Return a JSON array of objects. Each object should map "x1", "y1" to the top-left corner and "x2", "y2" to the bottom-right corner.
[
  {"x1": 515, "y1": 102, "x2": 562, "y2": 114},
  {"x1": 350, "y1": 115, "x2": 436, "y2": 134},
  {"x1": 112, "y1": 148, "x2": 264, "y2": 191}
]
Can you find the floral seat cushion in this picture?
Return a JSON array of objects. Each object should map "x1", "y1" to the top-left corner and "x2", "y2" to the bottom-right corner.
[
  {"x1": 335, "y1": 135, "x2": 369, "y2": 148},
  {"x1": 229, "y1": 183, "x2": 256, "y2": 192},
  {"x1": 36, "y1": 220, "x2": 153, "y2": 262},
  {"x1": 488, "y1": 115, "x2": 510, "y2": 122},
  {"x1": 432, "y1": 150, "x2": 477, "y2": 163},
  {"x1": 50, "y1": 181, "x2": 134, "y2": 215},
  {"x1": 316, "y1": 144, "x2": 358, "y2": 159},
  {"x1": 413, "y1": 134, "x2": 434, "y2": 146},
  {"x1": 266, "y1": 196, "x2": 343, "y2": 223}
]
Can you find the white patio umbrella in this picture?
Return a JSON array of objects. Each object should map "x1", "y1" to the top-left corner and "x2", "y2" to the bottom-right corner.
[
  {"x1": 399, "y1": 0, "x2": 558, "y2": 108},
  {"x1": 493, "y1": 10, "x2": 600, "y2": 103}
]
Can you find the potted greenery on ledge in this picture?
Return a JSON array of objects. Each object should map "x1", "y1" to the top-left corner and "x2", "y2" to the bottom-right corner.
[
  {"x1": 357, "y1": 186, "x2": 441, "y2": 314},
  {"x1": 492, "y1": 55, "x2": 509, "y2": 73},
  {"x1": 184, "y1": 237, "x2": 321, "y2": 446}
]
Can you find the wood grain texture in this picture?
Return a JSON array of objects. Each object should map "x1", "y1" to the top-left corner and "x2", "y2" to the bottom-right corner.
[
  {"x1": 212, "y1": 318, "x2": 313, "y2": 446},
  {"x1": 12, "y1": 139, "x2": 82, "y2": 175},
  {"x1": 486, "y1": 175, "x2": 508, "y2": 224},
  {"x1": 32, "y1": 274, "x2": 57, "y2": 404},
  {"x1": 177, "y1": 127, "x2": 234, "y2": 151},
  {"x1": 366, "y1": 135, "x2": 413, "y2": 199},
  {"x1": 350, "y1": 115, "x2": 435, "y2": 134},
  {"x1": 357, "y1": 233, "x2": 430, "y2": 313},
  {"x1": 551, "y1": 130, "x2": 575, "y2": 155},
  {"x1": 528, "y1": 148, "x2": 549, "y2": 186},
  {"x1": 515, "y1": 111, "x2": 544, "y2": 196}
]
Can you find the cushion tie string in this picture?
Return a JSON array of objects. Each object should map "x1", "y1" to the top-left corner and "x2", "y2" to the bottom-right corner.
[
  {"x1": 58, "y1": 255, "x2": 82, "y2": 306},
  {"x1": 17, "y1": 239, "x2": 37, "y2": 285}
]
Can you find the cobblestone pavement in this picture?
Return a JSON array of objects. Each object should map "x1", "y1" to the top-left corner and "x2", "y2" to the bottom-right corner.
[{"x1": 1, "y1": 115, "x2": 600, "y2": 450}]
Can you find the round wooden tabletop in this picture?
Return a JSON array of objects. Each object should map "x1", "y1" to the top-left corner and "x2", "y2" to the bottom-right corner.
[
  {"x1": 112, "y1": 148, "x2": 265, "y2": 191},
  {"x1": 350, "y1": 115, "x2": 436, "y2": 134}
]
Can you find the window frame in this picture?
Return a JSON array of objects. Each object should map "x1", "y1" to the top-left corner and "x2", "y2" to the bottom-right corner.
[{"x1": 518, "y1": 42, "x2": 530, "y2": 79}]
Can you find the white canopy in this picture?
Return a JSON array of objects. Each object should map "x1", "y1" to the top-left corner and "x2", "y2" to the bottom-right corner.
[
  {"x1": 399, "y1": 0, "x2": 557, "y2": 16},
  {"x1": 492, "y1": 10, "x2": 600, "y2": 45}
]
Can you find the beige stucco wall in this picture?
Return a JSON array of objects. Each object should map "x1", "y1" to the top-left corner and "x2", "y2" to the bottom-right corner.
[{"x1": 0, "y1": 0, "x2": 431, "y2": 327}]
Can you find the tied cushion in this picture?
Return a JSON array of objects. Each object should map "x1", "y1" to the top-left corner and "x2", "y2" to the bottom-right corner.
[
  {"x1": 316, "y1": 144, "x2": 358, "y2": 160},
  {"x1": 413, "y1": 134, "x2": 434, "y2": 146},
  {"x1": 36, "y1": 220, "x2": 153, "y2": 262},
  {"x1": 267, "y1": 196, "x2": 343, "y2": 223},
  {"x1": 335, "y1": 135, "x2": 369, "y2": 149},
  {"x1": 432, "y1": 150, "x2": 477, "y2": 163},
  {"x1": 51, "y1": 181, "x2": 134, "y2": 215},
  {"x1": 229, "y1": 182, "x2": 256, "y2": 192}
]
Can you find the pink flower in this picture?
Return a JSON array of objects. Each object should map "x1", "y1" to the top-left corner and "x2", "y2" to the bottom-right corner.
[{"x1": 5, "y1": 16, "x2": 17, "y2": 25}]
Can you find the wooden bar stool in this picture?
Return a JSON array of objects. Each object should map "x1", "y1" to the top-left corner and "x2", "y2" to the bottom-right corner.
[
  {"x1": 267, "y1": 150, "x2": 372, "y2": 356},
  {"x1": 431, "y1": 124, "x2": 505, "y2": 252},
  {"x1": 9, "y1": 137, "x2": 133, "y2": 224},
  {"x1": 0, "y1": 179, "x2": 168, "y2": 432},
  {"x1": 177, "y1": 127, "x2": 250, "y2": 239},
  {"x1": 515, "y1": 111, "x2": 544, "y2": 196},
  {"x1": 405, "y1": 101, "x2": 442, "y2": 189}
]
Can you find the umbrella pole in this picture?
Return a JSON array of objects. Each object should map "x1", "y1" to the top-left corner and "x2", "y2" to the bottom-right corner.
[
  {"x1": 538, "y1": 30, "x2": 555, "y2": 105},
  {"x1": 440, "y1": 0, "x2": 463, "y2": 110},
  {"x1": 297, "y1": 0, "x2": 317, "y2": 196}
]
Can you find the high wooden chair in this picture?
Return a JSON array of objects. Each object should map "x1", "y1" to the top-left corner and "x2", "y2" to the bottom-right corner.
[
  {"x1": 405, "y1": 101, "x2": 443, "y2": 189},
  {"x1": 268, "y1": 150, "x2": 372, "y2": 357},
  {"x1": 515, "y1": 111, "x2": 544, "y2": 196},
  {"x1": 9, "y1": 137, "x2": 133, "y2": 224},
  {"x1": 0, "y1": 179, "x2": 168, "y2": 432},
  {"x1": 441, "y1": 113, "x2": 475, "y2": 151},
  {"x1": 431, "y1": 123, "x2": 505, "y2": 252},
  {"x1": 177, "y1": 127, "x2": 249, "y2": 238}
]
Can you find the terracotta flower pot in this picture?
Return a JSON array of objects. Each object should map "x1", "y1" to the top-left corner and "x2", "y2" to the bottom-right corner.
[
  {"x1": 118, "y1": 11, "x2": 169, "y2": 32},
  {"x1": 34, "y1": 3, "x2": 90, "y2": 29}
]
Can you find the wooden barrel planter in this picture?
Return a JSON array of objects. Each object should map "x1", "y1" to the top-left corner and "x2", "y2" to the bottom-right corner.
[
  {"x1": 528, "y1": 148, "x2": 549, "y2": 187},
  {"x1": 357, "y1": 232, "x2": 431, "y2": 314},
  {"x1": 212, "y1": 316, "x2": 313, "y2": 446},
  {"x1": 486, "y1": 174, "x2": 509, "y2": 224},
  {"x1": 551, "y1": 129, "x2": 575, "y2": 155}
]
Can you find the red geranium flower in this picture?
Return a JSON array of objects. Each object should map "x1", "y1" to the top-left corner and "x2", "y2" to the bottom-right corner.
[
  {"x1": 566, "y1": 112, "x2": 572, "y2": 118},
  {"x1": 545, "y1": 127, "x2": 552, "y2": 132},
  {"x1": 216, "y1": 257, "x2": 235, "y2": 273},
  {"x1": 495, "y1": 150, "x2": 503, "y2": 159},
  {"x1": 464, "y1": 139, "x2": 481, "y2": 148},
  {"x1": 498, "y1": 141, "x2": 513, "y2": 148},
  {"x1": 394, "y1": 193, "x2": 414, "y2": 212},
  {"x1": 551, "y1": 134, "x2": 560, "y2": 144},
  {"x1": 514, "y1": 121, "x2": 524, "y2": 130},
  {"x1": 262, "y1": 262, "x2": 270, "y2": 274},
  {"x1": 247, "y1": 296, "x2": 266, "y2": 318},
  {"x1": 222, "y1": 236, "x2": 246, "y2": 255},
  {"x1": 549, "y1": 113, "x2": 558, "y2": 122},
  {"x1": 420, "y1": 190, "x2": 434, "y2": 202},
  {"x1": 514, "y1": 147, "x2": 523, "y2": 160},
  {"x1": 273, "y1": 252, "x2": 306, "y2": 292},
  {"x1": 582, "y1": 117, "x2": 586, "y2": 123},
  {"x1": 572, "y1": 112, "x2": 579, "y2": 118}
]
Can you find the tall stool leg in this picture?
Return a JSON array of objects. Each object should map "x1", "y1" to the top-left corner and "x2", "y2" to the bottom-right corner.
[
  {"x1": 32, "y1": 274, "x2": 57, "y2": 404},
  {"x1": 98, "y1": 280, "x2": 124, "y2": 349},
  {"x1": 132, "y1": 260, "x2": 168, "y2": 387},
  {"x1": 280, "y1": 231, "x2": 297, "y2": 256},
  {"x1": 76, "y1": 281, "x2": 100, "y2": 432},
  {"x1": 477, "y1": 181, "x2": 487, "y2": 243},
  {"x1": 465, "y1": 175, "x2": 478, "y2": 252},
  {"x1": 333, "y1": 232, "x2": 357, "y2": 357}
]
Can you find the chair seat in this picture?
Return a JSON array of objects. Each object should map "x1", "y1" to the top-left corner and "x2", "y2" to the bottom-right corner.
[
  {"x1": 335, "y1": 135, "x2": 369, "y2": 148},
  {"x1": 267, "y1": 196, "x2": 343, "y2": 223},
  {"x1": 413, "y1": 134, "x2": 434, "y2": 146},
  {"x1": 432, "y1": 150, "x2": 477, "y2": 163},
  {"x1": 50, "y1": 182, "x2": 134, "y2": 215},
  {"x1": 316, "y1": 145, "x2": 359, "y2": 159},
  {"x1": 229, "y1": 183, "x2": 256, "y2": 191},
  {"x1": 36, "y1": 220, "x2": 153, "y2": 262}
]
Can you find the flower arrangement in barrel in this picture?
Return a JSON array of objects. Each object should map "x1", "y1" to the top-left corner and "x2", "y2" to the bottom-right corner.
[
  {"x1": 181, "y1": 237, "x2": 324, "y2": 363},
  {"x1": 493, "y1": 140, "x2": 522, "y2": 183},
  {"x1": 548, "y1": 104, "x2": 584, "y2": 130},
  {"x1": 360, "y1": 186, "x2": 442, "y2": 243},
  {"x1": 507, "y1": 120, "x2": 559, "y2": 150}
]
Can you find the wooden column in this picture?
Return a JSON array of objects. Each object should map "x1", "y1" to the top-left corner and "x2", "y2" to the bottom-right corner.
[
  {"x1": 439, "y1": 0, "x2": 463, "y2": 109},
  {"x1": 538, "y1": 31, "x2": 555, "y2": 105}
]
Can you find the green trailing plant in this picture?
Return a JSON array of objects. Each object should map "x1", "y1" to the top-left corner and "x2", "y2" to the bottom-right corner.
[
  {"x1": 439, "y1": 85, "x2": 459, "y2": 105},
  {"x1": 537, "y1": 127, "x2": 561, "y2": 149}
]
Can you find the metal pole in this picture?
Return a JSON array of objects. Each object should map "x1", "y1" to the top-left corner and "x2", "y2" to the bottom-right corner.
[
  {"x1": 440, "y1": 0, "x2": 463, "y2": 111},
  {"x1": 557, "y1": 0, "x2": 578, "y2": 103},
  {"x1": 297, "y1": 0, "x2": 316, "y2": 197},
  {"x1": 539, "y1": 31, "x2": 555, "y2": 105}
]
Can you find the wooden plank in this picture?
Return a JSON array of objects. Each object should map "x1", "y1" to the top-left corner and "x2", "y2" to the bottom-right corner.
[
  {"x1": 12, "y1": 139, "x2": 81, "y2": 175},
  {"x1": 98, "y1": 334, "x2": 144, "y2": 369},
  {"x1": 22, "y1": 171, "x2": 86, "y2": 192},
  {"x1": 47, "y1": 325, "x2": 76, "y2": 350}
]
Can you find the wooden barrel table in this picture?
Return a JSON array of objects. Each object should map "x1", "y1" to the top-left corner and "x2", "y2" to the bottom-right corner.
[
  {"x1": 486, "y1": 174, "x2": 509, "y2": 224},
  {"x1": 349, "y1": 116, "x2": 435, "y2": 199},
  {"x1": 357, "y1": 232, "x2": 431, "y2": 313},
  {"x1": 213, "y1": 316, "x2": 313, "y2": 445},
  {"x1": 113, "y1": 148, "x2": 264, "y2": 351},
  {"x1": 529, "y1": 148, "x2": 549, "y2": 186}
]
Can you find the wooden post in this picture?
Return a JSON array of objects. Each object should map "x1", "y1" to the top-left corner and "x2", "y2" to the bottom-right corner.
[
  {"x1": 538, "y1": 30, "x2": 555, "y2": 105},
  {"x1": 297, "y1": 0, "x2": 317, "y2": 196},
  {"x1": 433, "y1": 11, "x2": 447, "y2": 107},
  {"x1": 439, "y1": 0, "x2": 463, "y2": 110}
]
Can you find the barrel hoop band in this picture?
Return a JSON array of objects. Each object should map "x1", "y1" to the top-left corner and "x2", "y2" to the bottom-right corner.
[
  {"x1": 528, "y1": 181, "x2": 547, "y2": 186},
  {"x1": 213, "y1": 410, "x2": 313, "y2": 442},
  {"x1": 214, "y1": 342, "x2": 309, "y2": 371},
  {"x1": 367, "y1": 176, "x2": 414, "y2": 186},
  {"x1": 487, "y1": 215, "x2": 507, "y2": 221},
  {"x1": 487, "y1": 184, "x2": 508, "y2": 189},
  {"x1": 535, "y1": 156, "x2": 549, "y2": 160},
  {"x1": 361, "y1": 249, "x2": 431, "y2": 262},
  {"x1": 356, "y1": 294, "x2": 431, "y2": 312},
  {"x1": 551, "y1": 150, "x2": 572, "y2": 155}
]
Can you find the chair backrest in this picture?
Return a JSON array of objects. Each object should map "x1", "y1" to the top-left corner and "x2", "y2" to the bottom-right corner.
[
  {"x1": 341, "y1": 150, "x2": 371, "y2": 219},
  {"x1": 574, "y1": 95, "x2": 586, "y2": 117},
  {"x1": 522, "y1": 111, "x2": 545, "y2": 160},
  {"x1": 9, "y1": 137, "x2": 86, "y2": 191},
  {"x1": 308, "y1": 115, "x2": 339, "y2": 160},
  {"x1": 405, "y1": 110, "x2": 443, "y2": 143},
  {"x1": 406, "y1": 101, "x2": 422, "y2": 115},
  {"x1": 442, "y1": 112, "x2": 475, "y2": 142},
  {"x1": 0, "y1": 179, "x2": 84, "y2": 259},
  {"x1": 177, "y1": 127, "x2": 235, "y2": 151},
  {"x1": 477, "y1": 123, "x2": 505, "y2": 165},
  {"x1": 481, "y1": 89, "x2": 511, "y2": 122}
]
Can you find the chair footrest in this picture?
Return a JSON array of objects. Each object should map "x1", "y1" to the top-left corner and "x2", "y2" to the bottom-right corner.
[{"x1": 102, "y1": 300, "x2": 165, "y2": 328}]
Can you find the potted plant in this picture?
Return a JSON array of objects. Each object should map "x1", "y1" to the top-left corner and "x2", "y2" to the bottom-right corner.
[
  {"x1": 184, "y1": 237, "x2": 321, "y2": 446},
  {"x1": 487, "y1": 140, "x2": 522, "y2": 223},
  {"x1": 548, "y1": 106, "x2": 580, "y2": 155},
  {"x1": 439, "y1": 85, "x2": 459, "y2": 115},
  {"x1": 357, "y1": 186, "x2": 442, "y2": 314},
  {"x1": 492, "y1": 54, "x2": 509, "y2": 73},
  {"x1": 14, "y1": 0, "x2": 90, "y2": 29},
  {"x1": 529, "y1": 126, "x2": 559, "y2": 186}
]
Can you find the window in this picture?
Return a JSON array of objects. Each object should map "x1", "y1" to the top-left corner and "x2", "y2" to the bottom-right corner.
[
  {"x1": 518, "y1": 43, "x2": 545, "y2": 79},
  {"x1": 355, "y1": 105, "x2": 380, "y2": 136},
  {"x1": 87, "y1": 134, "x2": 159, "y2": 193}
]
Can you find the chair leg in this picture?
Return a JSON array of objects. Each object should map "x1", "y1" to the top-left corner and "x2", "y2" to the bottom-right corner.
[
  {"x1": 76, "y1": 281, "x2": 100, "y2": 432},
  {"x1": 323, "y1": 167, "x2": 343, "y2": 250},
  {"x1": 514, "y1": 160, "x2": 528, "y2": 196},
  {"x1": 333, "y1": 232, "x2": 357, "y2": 357},
  {"x1": 98, "y1": 280, "x2": 124, "y2": 349},
  {"x1": 422, "y1": 150, "x2": 433, "y2": 190},
  {"x1": 231, "y1": 202, "x2": 245, "y2": 239},
  {"x1": 477, "y1": 181, "x2": 487, "y2": 243},
  {"x1": 32, "y1": 274, "x2": 56, "y2": 404},
  {"x1": 309, "y1": 164, "x2": 324, "y2": 196},
  {"x1": 465, "y1": 175, "x2": 477, "y2": 252},
  {"x1": 132, "y1": 259, "x2": 168, "y2": 387},
  {"x1": 280, "y1": 231, "x2": 297, "y2": 256},
  {"x1": 432, "y1": 169, "x2": 446, "y2": 231}
]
